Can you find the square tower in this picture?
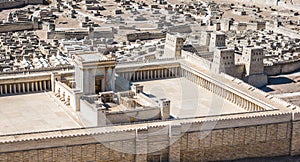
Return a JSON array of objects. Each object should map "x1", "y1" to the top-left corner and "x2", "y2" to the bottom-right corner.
[
  {"x1": 200, "y1": 30, "x2": 213, "y2": 46},
  {"x1": 74, "y1": 52, "x2": 116, "y2": 95},
  {"x1": 242, "y1": 46, "x2": 264, "y2": 75},
  {"x1": 163, "y1": 33, "x2": 185, "y2": 58},
  {"x1": 211, "y1": 47, "x2": 235, "y2": 74},
  {"x1": 209, "y1": 31, "x2": 226, "y2": 52},
  {"x1": 242, "y1": 46, "x2": 267, "y2": 87}
]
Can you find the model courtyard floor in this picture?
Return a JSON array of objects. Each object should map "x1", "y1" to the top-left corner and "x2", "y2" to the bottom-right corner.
[
  {"x1": 0, "y1": 92, "x2": 81, "y2": 135},
  {"x1": 134, "y1": 77, "x2": 248, "y2": 118}
]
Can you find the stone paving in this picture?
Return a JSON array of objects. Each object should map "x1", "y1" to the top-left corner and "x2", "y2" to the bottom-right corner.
[
  {"x1": 135, "y1": 77, "x2": 247, "y2": 118},
  {"x1": 0, "y1": 92, "x2": 81, "y2": 135}
]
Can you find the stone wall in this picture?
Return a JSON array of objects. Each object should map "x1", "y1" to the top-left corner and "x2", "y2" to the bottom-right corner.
[
  {"x1": 126, "y1": 32, "x2": 166, "y2": 42},
  {"x1": 266, "y1": 23, "x2": 300, "y2": 39},
  {"x1": 105, "y1": 107, "x2": 161, "y2": 124},
  {"x1": 0, "y1": 112, "x2": 297, "y2": 161},
  {"x1": 265, "y1": 59, "x2": 300, "y2": 76},
  {"x1": 0, "y1": 0, "x2": 44, "y2": 10},
  {"x1": 0, "y1": 22, "x2": 40, "y2": 33},
  {"x1": 215, "y1": 0, "x2": 300, "y2": 10},
  {"x1": 0, "y1": 58, "x2": 299, "y2": 161},
  {"x1": 181, "y1": 50, "x2": 212, "y2": 71}
]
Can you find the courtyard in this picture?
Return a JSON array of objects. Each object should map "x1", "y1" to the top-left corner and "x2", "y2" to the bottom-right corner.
[
  {"x1": 134, "y1": 77, "x2": 248, "y2": 118},
  {"x1": 0, "y1": 92, "x2": 81, "y2": 135}
]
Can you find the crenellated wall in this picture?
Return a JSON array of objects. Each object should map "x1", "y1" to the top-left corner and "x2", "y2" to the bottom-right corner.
[
  {"x1": 0, "y1": 111, "x2": 298, "y2": 161},
  {"x1": 0, "y1": 58, "x2": 299, "y2": 161}
]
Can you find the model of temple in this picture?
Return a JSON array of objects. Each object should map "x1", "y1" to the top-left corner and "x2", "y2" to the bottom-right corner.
[{"x1": 0, "y1": 0, "x2": 300, "y2": 161}]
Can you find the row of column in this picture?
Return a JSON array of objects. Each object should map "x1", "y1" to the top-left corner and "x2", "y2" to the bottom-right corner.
[
  {"x1": 181, "y1": 67, "x2": 264, "y2": 112},
  {"x1": 0, "y1": 80, "x2": 51, "y2": 95},
  {"x1": 119, "y1": 67, "x2": 180, "y2": 81}
]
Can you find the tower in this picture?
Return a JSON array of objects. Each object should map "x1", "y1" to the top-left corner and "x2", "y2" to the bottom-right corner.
[
  {"x1": 74, "y1": 52, "x2": 116, "y2": 95},
  {"x1": 200, "y1": 30, "x2": 212, "y2": 46},
  {"x1": 158, "y1": 98, "x2": 170, "y2": 120},
  {"x1": 209, "y1": 31, "x2": 226, "y2": 52},
  {"x1": 163, "y1": 33, "x2": 185, "y2": 58},
  {"x1": 242, "y1": 46, "x2": 267, "y2": 87},
  {"x1": 211, "y1": 47, "x2": 235, "y2": 75}
]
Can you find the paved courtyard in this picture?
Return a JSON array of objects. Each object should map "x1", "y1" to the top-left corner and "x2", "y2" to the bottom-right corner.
[
  {"x1": 0, "y1": 92, "x2": 81, "y2": 135},
  {"x1": 134, "y1": 77, "x2": 247, "y2": 118}
]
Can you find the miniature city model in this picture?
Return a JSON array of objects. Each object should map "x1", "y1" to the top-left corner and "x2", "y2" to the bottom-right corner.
[{"x1": 0, "y1": 0, "x2": 300, "y2": 161}]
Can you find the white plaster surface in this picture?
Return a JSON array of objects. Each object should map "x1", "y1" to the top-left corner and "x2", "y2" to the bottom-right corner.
[
  {"x1": 135, "y1": 77, "x2": 248, "y2": 118},
  {"x1": 0, "y1": 92, "x2": 81, "y2": 135}
]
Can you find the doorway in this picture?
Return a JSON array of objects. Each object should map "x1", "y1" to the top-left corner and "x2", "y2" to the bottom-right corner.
[{"x1": 95, "y1": 76, "x2": 103, "y2": 94}]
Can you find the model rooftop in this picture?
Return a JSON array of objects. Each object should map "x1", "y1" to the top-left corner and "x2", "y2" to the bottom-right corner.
[{"x1": 74, "y1": 52, "x2": 115, "y2": 63}]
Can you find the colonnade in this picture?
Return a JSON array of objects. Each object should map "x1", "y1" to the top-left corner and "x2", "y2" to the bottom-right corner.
[
  {"x1": 181, "y1": 67, "x2": 264, "y2": 112},
  {"x1": 0, "y1": 80, "x2": 51, "y2": 95},
  {"x1": 119, "y1": 67, "x2": 180, "y2": 81}
]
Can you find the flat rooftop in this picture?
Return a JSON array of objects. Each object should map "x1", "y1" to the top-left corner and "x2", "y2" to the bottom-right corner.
[
  {"x1": 0, "y1": 92, "x2": 81, "y2": 135},
  {"x1": 77, "y1": 53, "x2": 107, "y2": 62},
  {"x1": 134, "y1": 77, "x2": 248, "y2": 118}
]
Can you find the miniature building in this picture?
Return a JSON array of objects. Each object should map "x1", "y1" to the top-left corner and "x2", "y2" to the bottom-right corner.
[
  {"x1": 242, "y1": 46, "x2": 268, "y2": 87},
  {"x1": 2, "y1": 1, "x2": 300, "y2": 161},
  {"x1": 163, "y1": 33, "x2": 185, "y2": 58},
  {"x1": 211, "y1": 47, "x2": 235, "y2": 74},
  {"x1": 74, "y1": 52, "x2": 116, "y2": 95},
  {"x1": 209, "y1": 31, "x2": 226, "y2": 52}
]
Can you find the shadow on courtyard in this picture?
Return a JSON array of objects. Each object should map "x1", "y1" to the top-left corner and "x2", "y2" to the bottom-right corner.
[{"x1": 268, "y1": 77, "x2": 295, "y2": 85}]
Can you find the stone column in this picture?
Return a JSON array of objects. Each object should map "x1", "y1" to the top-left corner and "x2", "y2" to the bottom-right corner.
[
  {"x1": 43, "y1": 80, "x2": 47, "y2": 90},
  {"x1": 27, "y1": 83, "x2": 30, "y2": 92},
  {"x1": 35, "y1": 82, "x2": 39, "y2": 91},
  {"x1": 154, "y1": 70, "x2": 157, "y2": 79},
  {"x1": 17, "y1": 84, "x2": 21, "y2": 93},
  {"x1": 31, "y1": 82, "x2": 35, "y2": 92},
  {"x1": 4, "y1": 84, "x2": 7, "y2": 94},
  {"x1": 139, "y1": 71, "x2": 141, "y2": 80},
  {"x1": 126, "y1": 72, "x2": 130, "y2": 80},
  {"x1": 12, "y1": 84, "x2": 16, "y2": 93},
  {"x1": 0, "y1": 85, "x2": 2, "y2": 94},
  {"x1": 39, "y1": 81, "x2": 43, "y2": 91},
  {"x1": 22, "y1": 83, "x2": 25, "y2": 93},
  {"x1": 124, "y1": 72, "x2": 127, "y2": 80},
  {"x1": 9, "y1": 84, "x2": 12, "y2": 94},
  {"x1": 146, "y1": 70, "x2": 150, "y2": 80},
  {"x1": 165, "y1": 69, "x2": 168, "y2": 78},
  {"x1": 133, "y1": 72, "x2": 136, "y2": 81},
  {"x1": 47, "y1": 80, "x2": 51, "y2": 90}
]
